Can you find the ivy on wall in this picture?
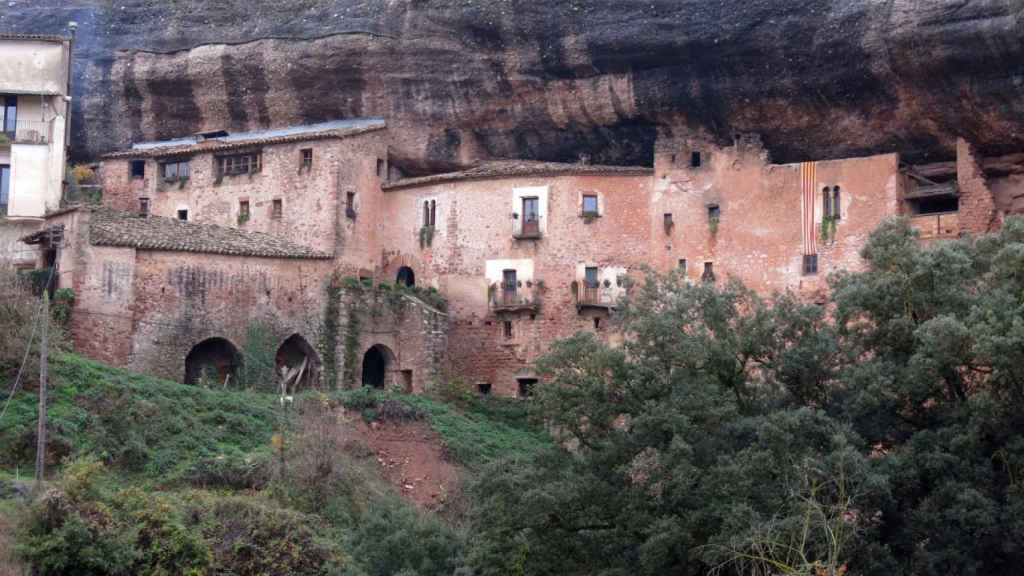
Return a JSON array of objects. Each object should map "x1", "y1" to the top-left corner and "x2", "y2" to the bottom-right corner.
[{"x1": 320, "y1": 276, "x2": 343, "y2": 390}]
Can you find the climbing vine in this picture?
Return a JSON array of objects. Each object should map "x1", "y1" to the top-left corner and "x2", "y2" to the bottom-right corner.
[
  {"x1": 320, "y1": 276, "x2": 343, "y2": 390},
  {"x1": 820, "y1": 214, "x2": 838, "y2": 244}
]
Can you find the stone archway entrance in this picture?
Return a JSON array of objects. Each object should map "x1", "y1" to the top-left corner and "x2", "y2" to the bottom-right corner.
[
  {"x1": 184, "y1": 337, "x2": 240, "y2": 386},
  {"x1": 396, "y1": 266, "x2": 416, "y2": 287},
  {"x1": 362, "y1": 344, "x2": 397, "y2": 388},
  {"x1": 275, "y1": 333, "x2": 321, "y2": 391}
]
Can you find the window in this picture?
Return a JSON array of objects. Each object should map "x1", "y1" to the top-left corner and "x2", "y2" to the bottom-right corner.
[
  {"x1": 0, "y1": 164, "x2": 10, "y2": 216},
  {"x1": 271, "y1": 199, "x2": 283, "y2": 219},
  {"x1": 691, "y1": 151, "x2": 702, "y2": 168},
  {"x1": 584, "y1": 266, "x2": 599, "y2": 288},
  {"x1": 502, "y1": 269, "x2": 517, "y2": 295},
  {"x1": 593, "y1": 317, "x2": 602, "y2": 331},
  {"x1": 822, "y1": 186, "x2": 842, "y2": 220},
  {"x1": 346, "y1": 192, "x2": 357, "y2": 218},
  {"x1": 803, "y1": 254, "x2": 818, "y2": 275},
  {"x1": 503, "y1": 320, "x2": 513, "y2": 339},
  {"x1": 582, "y1": 194, "x2": 598, "y2": 216},
  {"x1": 218, "y1": 152, "x2": 261, "y2": 176},
  {"x1": 702, "y1": 262, "x2": 715, "y2": 282},
  {"x1": 477, "y1": 382, "x2": 492, "y2": 396},
  {"x1": 300, "y1": 148, "x2": 313, "y2": 169},
  {"x1": 2, "y1": 96, "x2": 16, "y2": 137},
  {"x1": 376, "y1": 158, "x2": 385, "y2": 178},
  {"x1": 707, "y1": 204, "x2": 721, "y2": 220},
  {"x1": 521, "y1": 197, "x2": 540, "y2": 237},
  {"x1": 663, "y1": 213, "x2": 674, "y2": 232},
  {"x1": 517, "y1": 378, "x2": 537, "y2": 398},
  {"x1": 678, "y1": 259, "x2": 687, "y2": 274},
  {"x1": 430, "y1": 200, "x2": 436, "y2": 226},
  {"x1": 130, "y1": 160, "x2": 145, "y2": 179},
  {"x1": 161, "y1": 159, "x2": 190, "y2": 181},
  {"x1": 423, "y1": 201, "x2": 430, "y2": 227},
  {"x1": 177, "y1": 209, "x2": 188, "y2": 221},
  {"x1": 139, "y1": 197, "x2": 150, "y2": 216},
  {"x1": 238, "y1": 200, "x2": 250, "y2": 223}
]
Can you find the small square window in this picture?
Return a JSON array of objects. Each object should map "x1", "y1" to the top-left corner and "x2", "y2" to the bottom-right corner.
[
  {"x1": 139, "y1": 198, "x2": 150, "y2": 216},
  {"x1": 301, "y1": 148, "x2": 313, "y2": 169},
  {"x1": 582, "y1": 194, "x2": 598, "y2": 216},
  {"x1": 691, "y1": 151, "x2": 702, "y2": 168},
  {"x1": 707, "y1": 205, "x2": 721, "y2": 220},
  {"x1": 131, "y1": 160, "x2": 145, "y2": 178},
  {"x1": 803, "y1": 254, "x2": 818, "y2": 275},
  {"x1": 177, "y1": 209, "x2": 188, "y2": 221},
  {"x1": 503, "y1": 320, "x2": 513, "y2": 339},
  {"x1": 517, "y1": 379, "x2": 537, "y2": 398},
  {"x1": 477, "y1": 382, "x2": 492, "y2": 396},
  {"x1": 271, "y1": 199, "x2": 283, "y2": 219}
]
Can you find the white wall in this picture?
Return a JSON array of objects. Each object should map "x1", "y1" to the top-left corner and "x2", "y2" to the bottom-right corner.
[
  {"x1": 0, "y1": 40, "x2": 68, "y2": 95},
  {"x1": 8, "y1": 143, "x2": 51, "y2": 217}
]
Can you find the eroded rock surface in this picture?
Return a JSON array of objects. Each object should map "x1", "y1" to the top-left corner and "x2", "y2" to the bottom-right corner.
[{"x1": 3, "y1": 0, "x2": 1022, "y2": 170}]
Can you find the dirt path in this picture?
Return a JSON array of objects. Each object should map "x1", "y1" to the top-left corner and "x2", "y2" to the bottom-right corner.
[{"x1": 347, "y1": 415, "x2": 461, "y2": 511}]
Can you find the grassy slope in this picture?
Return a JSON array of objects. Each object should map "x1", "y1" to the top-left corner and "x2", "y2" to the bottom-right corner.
[{"x1": 1, "y1": 353, "x2": 550, "y2": 482}]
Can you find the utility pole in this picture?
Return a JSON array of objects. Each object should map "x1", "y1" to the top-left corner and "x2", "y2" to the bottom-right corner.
[{"x1": 34, "y1": 291, "x2": 49, "y2": 493}]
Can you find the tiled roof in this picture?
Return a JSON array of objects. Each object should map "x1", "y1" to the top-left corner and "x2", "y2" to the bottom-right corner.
[
  {"x1": 103, "y1": 118, "x2": 386, "y2": 159},
  {"x1": 382, "y1": 160, "x2": 653, "y2": 190},
  {"x1": 88, "y1": 208, "x2": 331, "y2": 260}
]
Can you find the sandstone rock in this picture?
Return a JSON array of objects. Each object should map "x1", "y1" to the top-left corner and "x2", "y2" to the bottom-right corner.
[{"x1": 3, "y1": 0, "x2": 1022, "y2": 169}]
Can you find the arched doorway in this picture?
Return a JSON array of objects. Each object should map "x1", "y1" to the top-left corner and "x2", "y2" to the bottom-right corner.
[
  {"x1": 396, "y1": 266, "x2": 416, "y2": 287},
  {"x1": 361, "y1": 344, "x2": 397, "y2": 388},
  {"x1": 275, "y1": 333, "x2": 321, "y2": 391},
  {"x1": 184, "y1": 337, "x2": 240, "y2": 386}
]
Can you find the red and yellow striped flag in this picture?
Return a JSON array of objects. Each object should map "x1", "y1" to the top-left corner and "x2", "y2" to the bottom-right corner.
[{"x1": 801, "y1": 161, "x2": 817, "y2": 256}]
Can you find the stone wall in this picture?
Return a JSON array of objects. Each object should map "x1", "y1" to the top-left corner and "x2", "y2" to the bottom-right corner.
[
  {"x1": 99, "y1": 130, "x2": 390, "y2": 273},
  {"x1": 957, "y1": 137, "x2": 1000, "y2": 235},
  {"x1": 380, "y1": 171, "x2": 653, "y2": 396}
]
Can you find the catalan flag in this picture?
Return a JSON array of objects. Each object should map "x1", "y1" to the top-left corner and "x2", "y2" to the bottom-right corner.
[{"x1": 801, "y1": 161, "x2": 817, "y2": 256}]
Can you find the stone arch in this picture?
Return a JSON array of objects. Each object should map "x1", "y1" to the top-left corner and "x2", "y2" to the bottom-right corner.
[
  {"x1": 184, "y1": 337, "x2": 241, "y2": 386},
  {"x1": 275, "y1": 333, "x2": 321, "y2": 391},
  {"x1": 361, "y1": 343, "x2": 397, "y2": 388},
  {"x1": 396, "y1": 266, "x2": 416, "y2": 287}
]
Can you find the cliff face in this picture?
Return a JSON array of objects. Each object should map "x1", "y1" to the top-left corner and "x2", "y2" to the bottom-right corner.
[{"x1": 3, "y1": 0, "x2": 1022, "y2": 171}]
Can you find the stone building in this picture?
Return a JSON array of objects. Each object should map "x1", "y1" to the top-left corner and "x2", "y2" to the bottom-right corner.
[
  {"x1": 22, "y1": 118, "x2": 1024, "y2": 395},
  {"x1": 0, "y1": 33, "x2": 73, "y2": 267}
]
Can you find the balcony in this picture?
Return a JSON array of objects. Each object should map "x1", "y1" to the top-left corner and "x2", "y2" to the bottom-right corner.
[
  {"x1": 574, "y1": 283, "x2": 619, "y2": 310},
  {"x1": 489, "y1": 283, "x2": 541, "y2": 313},
  {"x1": 513, "y1": 216, "x2": 543, "y2": 240},
  {"x1": 1, "y1": 119, "x2": 55, "y2": 145},
  {"x1": 909, "y1": 212, "x2": 960, "y2": 240}
]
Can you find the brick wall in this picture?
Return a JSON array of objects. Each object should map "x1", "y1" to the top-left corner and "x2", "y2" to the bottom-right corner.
[{"x1": 956, "y1": 137, "x2": 999, "y2": 234}]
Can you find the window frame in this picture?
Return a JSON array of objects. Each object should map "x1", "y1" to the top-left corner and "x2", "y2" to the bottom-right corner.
[
  {"x1": 584, "y1": 266, "x2": 599, "y2": 289},
  {"x1": 581, "y1": 194, "x2": 599, "y2": 216},
  {"x1": 139, "y1": 197, "x2": 150, "y2": 216},
  {"x1": 218, "y1": 152, "x2": 262, "y2": 177},
  {"x1": 177, "y1": 209, "x2": 188, "y2": 221},
  {"x1": 300, "y1": 148, "x2": 313, "y2": 170},
  {"x1": 802, "y1": 254, "x2": 819, "y2": 276},
  {"x1": 161, "y1": 159, "x2": 190, "y2": 182},
  {"x1": 130, "y1": 160, "x2": 145, "y2": 179},
  {"x1": 271, "y1": 198, "x2": 283, "y2": 220},
  {"x1": 238, "y1": 200, "x2": 250, "y2": 223}
]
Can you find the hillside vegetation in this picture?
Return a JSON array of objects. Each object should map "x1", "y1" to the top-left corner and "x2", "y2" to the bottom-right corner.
[{"x1": 0, "y1": 355, "x2": 549, "y2": 575}]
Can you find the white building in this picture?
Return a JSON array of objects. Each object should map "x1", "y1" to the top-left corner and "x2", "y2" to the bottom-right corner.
[{"x1": 0, "y1": 33, "x2": 72, "y2": 267}]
